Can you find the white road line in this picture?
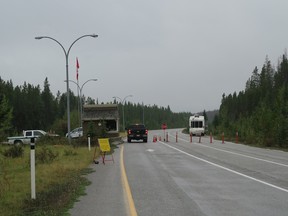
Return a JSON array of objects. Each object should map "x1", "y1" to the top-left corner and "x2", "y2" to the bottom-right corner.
[
  {"x1": 146, "y1": 149, "x2": 155, "y2": 152},
  {"x1": 170, "y1": 134, "x2": 288, "y2": 168},
  {"x1": 159, "y1": 141, "x2": 288, "y2": 193}
]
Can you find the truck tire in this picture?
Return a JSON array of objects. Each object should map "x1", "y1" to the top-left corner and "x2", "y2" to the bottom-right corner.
[
  {"x1": 143, "y1": 139, "x2": 147, "y2": 143},
  {"x1": 128, "y1": 138, "x2": 131, "y2": 143}
]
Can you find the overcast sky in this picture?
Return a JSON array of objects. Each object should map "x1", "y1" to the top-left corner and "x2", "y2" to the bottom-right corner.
[{"x1": 1, "y1": 0, "x2": 288, "y2": 113}]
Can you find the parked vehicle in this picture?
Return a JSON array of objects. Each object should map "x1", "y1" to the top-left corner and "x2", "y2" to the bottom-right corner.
[
  {"x1": 126, "y1": 124, "x2": 148, "y2": 143},
  {"x1": 189, "y1": 115, "x2": 205, "y2": 136},
  {"x1": 7, "y1": 130, "x2": 47, "y2": 145},
  {"x1": 66, "y1": 127, "x2": 83, "y2": 139}
]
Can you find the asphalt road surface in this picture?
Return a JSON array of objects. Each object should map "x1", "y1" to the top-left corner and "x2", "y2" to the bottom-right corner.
[{"x1": 70, "y1": 129, "x2": 288, "y2": 216}]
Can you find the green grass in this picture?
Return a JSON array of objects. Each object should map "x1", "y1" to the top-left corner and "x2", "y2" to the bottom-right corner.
[{"x1": 0, "y1": 143, "x2": 100, "y2": 216}]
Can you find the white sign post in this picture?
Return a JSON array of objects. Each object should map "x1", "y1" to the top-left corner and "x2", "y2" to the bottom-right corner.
[
  {"x1": 88, "y1": 135, "x2": 91, "y2": 151},
  {"x1": 30, "y1": 137, "x2": 36, "y2": 199}
]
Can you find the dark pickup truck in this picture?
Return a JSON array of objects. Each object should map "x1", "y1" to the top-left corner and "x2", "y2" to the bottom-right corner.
[{"x1": 126, "y1": 124, "x2": 148, "y2": 143}]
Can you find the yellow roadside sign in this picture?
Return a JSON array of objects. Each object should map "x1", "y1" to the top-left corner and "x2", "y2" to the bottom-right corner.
[{"x1": 98, "y1": 138, "x2": 111, "y2": 152}]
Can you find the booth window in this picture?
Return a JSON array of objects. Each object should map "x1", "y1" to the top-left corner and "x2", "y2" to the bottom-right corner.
[{"x1": 106, "y1": 120, "x2": 117, "y2": 131}]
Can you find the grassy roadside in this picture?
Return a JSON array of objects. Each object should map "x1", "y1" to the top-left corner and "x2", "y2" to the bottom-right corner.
[{"x1": 0, "y1": 141, "x2": 100, "y2": 216}]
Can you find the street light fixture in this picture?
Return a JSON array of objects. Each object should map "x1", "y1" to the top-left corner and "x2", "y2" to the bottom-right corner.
[
  {"x1": 113, "y1": 95, "x2": 133, "y2": 131},
  {"x1": 65, "y1": 78, "x2": 98, "y2": 128},
  {"x1": 35, "y1": 34, "x2": 98, "y2": 143}
]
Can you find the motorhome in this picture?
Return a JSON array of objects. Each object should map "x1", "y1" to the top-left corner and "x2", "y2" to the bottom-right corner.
[{"x1": 189, "y1": 115, "x2": 205, "y2": 136}]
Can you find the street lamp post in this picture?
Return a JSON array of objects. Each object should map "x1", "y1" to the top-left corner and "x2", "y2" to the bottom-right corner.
[
  {"x1": 113, "y1": 95, "x2": 133, "y2": 131},
  {"x1": 66, "y1": 79, "x2": 98, "y2": 128},
  {"x1": 35, "y1": 34, "x2": 98, "y2": 143}
]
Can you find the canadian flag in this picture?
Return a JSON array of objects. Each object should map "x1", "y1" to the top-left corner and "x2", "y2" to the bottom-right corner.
[{"x1": 76, "y1": 57, "x2": 80, "y2": 80}]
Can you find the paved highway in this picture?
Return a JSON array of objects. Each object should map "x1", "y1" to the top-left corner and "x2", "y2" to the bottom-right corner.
[{"x1": 70, "y1": 129, "x2": 288, "y2": 216}]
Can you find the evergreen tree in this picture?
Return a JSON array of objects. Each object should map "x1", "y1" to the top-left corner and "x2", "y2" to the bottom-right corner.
[
  {"x1": 215, "y1": 53, "x2": 288, "y2": 147},
  {"x1": 41, "y1": 78, "x2": 57, "y2": 130},
  {"x1": 0, "y1": 95, "x2": 13, "y2": 138}
]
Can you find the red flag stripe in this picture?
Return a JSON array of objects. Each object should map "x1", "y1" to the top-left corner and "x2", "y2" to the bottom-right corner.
[{"x1": 76, "y1": 57, "x2": 79, "y2": 80}]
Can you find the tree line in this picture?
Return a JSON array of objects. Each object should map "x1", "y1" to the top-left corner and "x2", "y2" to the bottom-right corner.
[
  {"x1": 0, "y1": 77, "x2": 194, "y2": 140},
  {"x1": 0, "y1": 77, "x2": 80, "y2": 138},
  {"x1": 116, "y1": 102, "x2": 192, "y2": 130},
  {"x1": 212, "y1": 52, "x2": 288, "y2": 148}
]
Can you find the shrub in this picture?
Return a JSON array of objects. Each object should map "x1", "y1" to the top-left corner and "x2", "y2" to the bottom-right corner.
[
  {"x1": 22, "y1": 170, "x2": 92, "y2": 215},
  {"x1": 64, "y1": 149, "x2": 78, "y2": 156},
  {"x1": 37, "y1": 135, "x2": 68, "y2": 146},
  {"x1": 2, "y1": 145, "x2": 24, "y2": 158},
  {"x1": 0, "y1": 157, "x2": 10, "y2": 198},
  {"x1": 36, "y1": 146, "x2": 58, "y2": 164}
]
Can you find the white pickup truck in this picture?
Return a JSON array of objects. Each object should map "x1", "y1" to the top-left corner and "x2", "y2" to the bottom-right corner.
[{"x1": 7, "y1": 130, "x2": 47, "y2": 145}]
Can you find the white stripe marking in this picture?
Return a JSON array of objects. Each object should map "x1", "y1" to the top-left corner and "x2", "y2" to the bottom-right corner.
[
  {"x1": 159, "y1": 141, "x2": 288, "y2": 193},
  {"x1": 146, "y1": 149, "x2": 155, "y2": 152},
  {"x1": 173, "y1": 135, "x2": 288, "y2": 168}
]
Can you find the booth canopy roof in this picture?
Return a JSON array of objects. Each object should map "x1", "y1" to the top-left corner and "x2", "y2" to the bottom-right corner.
[{"x1": 83, "y1": 104, "x2": 119, "y2": 120}]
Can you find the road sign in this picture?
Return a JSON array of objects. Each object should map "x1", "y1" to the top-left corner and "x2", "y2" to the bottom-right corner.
[
  {"x1": 97, "y1": 138, "x2": 114, "y2": 164},
  {"x1": 161, "y1": 123, "x2": 167, "y2": 130},
  {"x1": 98, "y1": 138, "x2": 111, "y2": 152}
]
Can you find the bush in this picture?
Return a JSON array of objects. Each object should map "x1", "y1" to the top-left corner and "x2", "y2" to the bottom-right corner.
[
  {"x1": 22, "y1": 170, "x2": 92, "y2": 216},
  {"x1": 2, "y1": 145, "x2": 24, "y2": 158},
  {"x1": 36, "y1": 146, "x2": 58, "y2": 164},
  {"x1": 37, "y1": 135, "x2": 68, "y2": 146},
  {"x1": 0, "y1": 157, "x2": 10, "y2": 198},
  {"x1": 64, "y1": 149, "x2": 78, "y2": 156}
]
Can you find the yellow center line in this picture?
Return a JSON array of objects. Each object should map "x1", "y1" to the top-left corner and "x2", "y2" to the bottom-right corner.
[{"x1": 120, "y1": 145, "x2": 138, "y2": 216}]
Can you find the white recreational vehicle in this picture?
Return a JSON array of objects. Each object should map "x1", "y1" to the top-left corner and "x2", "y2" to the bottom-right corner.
[{"x1": 189, "y1": 115, "x2": 205, "y2": 136}]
